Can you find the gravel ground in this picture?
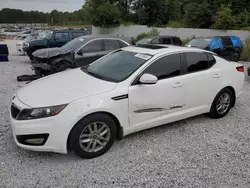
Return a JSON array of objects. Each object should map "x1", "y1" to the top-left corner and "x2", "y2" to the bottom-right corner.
[{"x1": 1, "y1": 40, "x2": 250, "y2": 188}]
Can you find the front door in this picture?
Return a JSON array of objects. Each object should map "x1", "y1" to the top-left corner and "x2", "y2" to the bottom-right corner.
[
  {"x1": 53, "y1": 32, "x2": 70, "y2": 47},
  {"x1": 129, "y1": 53, "x2": 185, "y2": 127},
  {"x1": 74, "y1": 39, "x2": 106, "y2": 67}
]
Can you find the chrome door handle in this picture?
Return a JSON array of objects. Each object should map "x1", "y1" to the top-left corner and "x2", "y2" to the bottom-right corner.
[
  {"x1": 173, "y1": 82, "x2": 184, "y2": 88},
  {"x1": 213, "y1": 73, "x2": 220, "y2": 78}
]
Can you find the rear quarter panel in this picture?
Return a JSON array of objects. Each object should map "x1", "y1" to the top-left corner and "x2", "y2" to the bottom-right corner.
[{"x1": 214, "y1": 56, "x2": 244, "y2": 97}]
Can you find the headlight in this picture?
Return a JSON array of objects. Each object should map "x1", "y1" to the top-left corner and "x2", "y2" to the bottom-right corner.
[
  {"x1": 23, "y1": 42, "x2": 29, "y2": 47},
  {"x1": 17, "y1": 104, "x2": 67, "y2": 120}
]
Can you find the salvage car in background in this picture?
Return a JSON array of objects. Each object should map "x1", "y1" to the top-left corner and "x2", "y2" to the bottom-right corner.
[
  {"x1": 136, "y1": 36, "x2": 183, "y2": 46},
  {"x1": 23, "y1": 29, "x2": 89, "y2": 60},
  {"x1": 186, "y1": 36, "x2": 243, "y2": 62},
  {"x1": 31, "y1": 36, "x2": 131, "y2": 77},
  {"x1": 10, "y1": 44, "x2": 244, "y2": 158}
]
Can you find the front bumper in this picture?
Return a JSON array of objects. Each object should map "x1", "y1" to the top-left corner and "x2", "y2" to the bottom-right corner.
[
  {"x1": 10, "y1": 97, "x2": 79, "y2": 154},
  {"x1": 22, "y1": 46, "x2": 29, "y2": 53}
]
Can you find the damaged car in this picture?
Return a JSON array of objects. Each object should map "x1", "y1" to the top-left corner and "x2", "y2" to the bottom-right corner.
[{"x1": 31, "y1": 36, "x2": 131, "y2": 77}]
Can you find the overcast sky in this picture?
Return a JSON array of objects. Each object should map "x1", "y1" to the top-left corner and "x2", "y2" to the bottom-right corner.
[{"x1": 1, "y1": 0, "x2": 85, "y2": 12}]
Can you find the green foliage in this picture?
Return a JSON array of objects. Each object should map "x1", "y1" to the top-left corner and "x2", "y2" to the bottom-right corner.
[
  {"x1": 182, "y1": 35, "x2": 196, "y2": 45},
  {"x1": 131, "y1": 28, "x2": 160, "y2": 44},
  {"x1": 166, "y1": 21, "x2": 186, "y2": 28},
  {"x1": 1, "y1": 0, "x2": 250, "y2": 29},
  {"x1": 240, "y1": 37, "x2": 250, "y2": 61},
  {"x1": 184, "y1": 1, "x2": 214, "y2": 28},
  {"x1": 83, "y1": 0, "x2": 120, "y2": 28},
  {"x1": 212, "y1": 5, "x2": 237, "y2": 30}
]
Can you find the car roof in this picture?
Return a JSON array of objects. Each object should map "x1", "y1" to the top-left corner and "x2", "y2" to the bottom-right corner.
[
  {"x1": 122, "y1": 44, "x2": 215, "y2": 56},
  {"x1": 76, "y1": 35, "x2": 132, "y2": 43}
]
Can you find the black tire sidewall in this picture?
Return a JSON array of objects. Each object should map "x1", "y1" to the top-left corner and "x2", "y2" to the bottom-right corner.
[
  {"x1": 210, "y1": 88, "x2": 233, "y2": 118},
  {"x1": 70, "y1": 113, "x2": 117, "y2": 158}
]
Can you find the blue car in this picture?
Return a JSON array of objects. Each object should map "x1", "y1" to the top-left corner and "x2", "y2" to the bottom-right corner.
[{"x1": 186, "y1": 36, "x2": 243, "y2": 62}]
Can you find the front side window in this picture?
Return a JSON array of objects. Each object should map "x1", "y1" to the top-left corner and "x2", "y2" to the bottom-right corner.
[
  {"x1": 54, "y1": 32, "x2": 70, "y2": 41},
  {"x1": 144, "y1": 54, "x2": 181, "y2": 80},
  {"x1": 72, "y1": 32, "x2": 85, "y2": 39},
  {"x1": 104, "y1": 39, "x2": 120, "y2": 51},
  {"x1": 81, "y1": 50, "x2": 151, "y2": 82},
  {"x1": 185, "y1": 52, "x2": 209, "y2": 73},
  {"x1": 81, "y1": 40, "x2": 102, "y2": 53}
]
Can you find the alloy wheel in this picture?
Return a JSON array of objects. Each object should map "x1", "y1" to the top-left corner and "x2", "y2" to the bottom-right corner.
[
  {"x1": 79, "y1": 122, "x2": 111, "y2": 153},
  {"x1": 216, "y1": 93, "x2": 231, "y2": 115}
]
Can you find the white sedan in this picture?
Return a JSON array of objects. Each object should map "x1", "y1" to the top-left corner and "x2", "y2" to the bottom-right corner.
[{"x1": 10, "y1": 45, "x2": 244, "y2": 158}]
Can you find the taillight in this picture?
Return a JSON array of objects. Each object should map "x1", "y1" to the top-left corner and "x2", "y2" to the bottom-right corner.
[{"x1": 236, "y1": 66, "x2": 244, "y2": 72}]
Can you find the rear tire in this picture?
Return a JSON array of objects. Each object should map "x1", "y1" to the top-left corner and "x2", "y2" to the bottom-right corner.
[
  {"x1": 209, "y1": 88, "x2": 234, "y2": 119},
  {"x1": 70, "y1": 113, "x2": 117, "y2": 158}
]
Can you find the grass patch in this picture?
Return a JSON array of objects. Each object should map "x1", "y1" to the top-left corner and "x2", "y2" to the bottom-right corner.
[{"x1": 240, "y1": 37, "x2": 250, "y2": 61}]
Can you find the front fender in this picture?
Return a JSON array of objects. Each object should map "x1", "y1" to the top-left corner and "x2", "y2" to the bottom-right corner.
[{"x1": 65, "y1": 94, "x2": 129, "y2": 139}]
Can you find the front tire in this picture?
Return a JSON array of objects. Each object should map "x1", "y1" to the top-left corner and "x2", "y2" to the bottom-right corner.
[
  {"x1": 209, "y1": 88, "x2": 234, "y2": 119},
  {"x1": 70, "y1": 113, "x2": 117, "y2": 158}
]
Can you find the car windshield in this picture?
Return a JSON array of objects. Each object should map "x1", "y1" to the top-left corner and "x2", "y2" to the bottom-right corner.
[
  {"x1": 60, "y1": 38, "x2": 85, "y2": 52},
  {"x1": 136, "y1": 38, "x2": 153, "y2": 45},
  {"x1": 81, "y1": 50, "x2": 151, "y2": 82},
  {"x1": 186, "y1": 38, "x2": 211, "y2": 48}
]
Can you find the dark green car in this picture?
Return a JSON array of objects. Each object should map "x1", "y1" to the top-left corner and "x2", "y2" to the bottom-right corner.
[{"x1": 23, "y1": 29, "x2": 89, "y2": 60}]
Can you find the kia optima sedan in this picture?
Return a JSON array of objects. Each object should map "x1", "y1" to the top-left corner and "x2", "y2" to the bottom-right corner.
[{"x1": 10, "y1": 45, "x2": 244, "y2": 158}]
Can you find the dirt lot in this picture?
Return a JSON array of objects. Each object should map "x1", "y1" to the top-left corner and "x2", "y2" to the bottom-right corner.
[{"x1": 1, "y1": 40, "x2": 250, "y2": 188}]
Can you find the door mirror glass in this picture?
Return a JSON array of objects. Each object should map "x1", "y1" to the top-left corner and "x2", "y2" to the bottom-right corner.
[
  {"x1": 77, "y1": 50, "x2": 83, "y2": 56},
  {"x1": 139, "y1": 73, "x2": 158, "y2": 84}
]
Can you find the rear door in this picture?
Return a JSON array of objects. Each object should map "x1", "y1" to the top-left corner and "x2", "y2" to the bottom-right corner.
[
  {"x1": 219, "y1": 36, "x2": 234, "y2": 60},
  {"x1": 74, "y1": 39, "x2": 105, "y2": 67},
  {"x1": 182, "y1": 52, "x2": 220, "y2": 112}
]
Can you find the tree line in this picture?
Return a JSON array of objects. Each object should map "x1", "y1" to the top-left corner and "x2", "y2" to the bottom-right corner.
[{"x1": 1, "y1": 0, "x2": 250, "y2": 29}]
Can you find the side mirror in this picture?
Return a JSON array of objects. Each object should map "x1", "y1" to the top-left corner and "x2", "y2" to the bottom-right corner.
[
  {"x1": 76, "y1": 50, "x2": 83, "y2": 56},
  {"x1": 139, "y1": 73, "x2": 158, "y2": 85}
]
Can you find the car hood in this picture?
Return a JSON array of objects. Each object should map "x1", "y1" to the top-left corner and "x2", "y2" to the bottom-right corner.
[
  {"x1": 32, "y1": 47, "x2": 71, "y2": 58},
  {"x1": 16, "y1": 69, "x2": 117, "y2": 108}
]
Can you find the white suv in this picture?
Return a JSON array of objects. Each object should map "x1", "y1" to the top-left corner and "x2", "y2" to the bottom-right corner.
[{"x1": 10, "y1": 45, "x2": 244, "y2": 158}]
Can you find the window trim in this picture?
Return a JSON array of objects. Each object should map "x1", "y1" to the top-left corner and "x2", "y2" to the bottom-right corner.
[
  {"x1": 182, "y1": 52, "x2": 216, "y2": 75},
  {"x1": 130, "y1": 52, "x2": 185, "y2": 86}
]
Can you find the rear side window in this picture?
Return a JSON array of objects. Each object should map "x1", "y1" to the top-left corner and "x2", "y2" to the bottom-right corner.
[
  {"x1": 172, "y1": 37, "x2": 182, "y2": 45},
  {"x1": 221, "y1": 37, "x2": 233, "y2": 47},
  {"x1": 162, "y1": 37, "x2": 172, "y2": 44},
  {"x1": 144, "y1": 54, "x2": 181, "y2": 80},
  {"x1": 72, "y1": 32, "x2": 85, "y2": 39},
  {"x1": 118, "y1": 40, "x2": 129, "y2": 48},
  {"x1": 104, "y1": 39, "x2": 120, "y2": 51},
  {"x1": 151, "y1": 38, "x2": 161, "y2": 44},
  {"x1": 207, "y1": 54, "x2": 216, "y2": 67},
  {"x1": 185, "y1": 52, "x2": 213, "y2": 73}
]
